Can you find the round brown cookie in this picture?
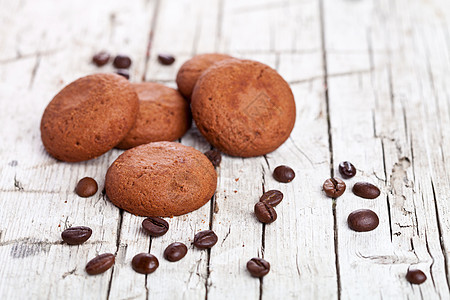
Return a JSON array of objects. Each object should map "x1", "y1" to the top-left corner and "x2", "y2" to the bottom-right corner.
[
  {"x1": 40, "y1": 74, "x2": 139, "y2": 162},
  {"x1": 176, "y1": 53, "x2": 233, "y2": 99},
  {"x1": 191, "y1": 59, "x2": 296, "y2": 157},
  {"x1": 116, "y1": 83, "x2": 191, "y2": 150},
  {"x1": 105, "y1": 141, "x2": 217, "y2": 217}
]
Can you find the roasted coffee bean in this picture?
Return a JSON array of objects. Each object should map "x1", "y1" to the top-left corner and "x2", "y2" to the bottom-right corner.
[
  {"x1": 75, "y1": 177, "x2": 98, "y2": 197},
  {"x1": 164, "y1": 242, "x2": 188, "y2": 262},
  {"x1": 85, "y1": 253, "x2": 115, "y2": 275},
  {"x1": 347, "y1": 209, "x2": 379, "y2": 232},
  {"x1": 247, "y1": 258, "x2": 270, "y2": 278},
  {"x1": 204, "y1": 150, "x2": 222, "y2": 167},
  {"x1": 260, "y1": 190, "x2": 283, "y2": 207},
  {"x1": 273, "y1": 165, "x2": 295, "y2": 183},
  {"x1": 323, "y1": 177, "x2": 346, "y2": 198},
  {"x1": 406, "y1": 269, "x2": 427, "y2": 284},
  {"x1": 352, "y1": 182, "x2": 380, "y2": 199},
  {"x1": 113, "y1": 55, "x2": 132, "y2": 69},
  {"x1": 132, "y1": 253, "x2": 159, "y2": 274},
  {"x1": 193, "y1": 230, "x2": 218, "y2": 249},
  {"x1": 61, "y1": 226, "x2": 92, "y2": 245},
  {"x1": 92, "y1": 51, "x2": 110, "y2": 67},
  {"x1": 142, "y1": 217, "x2": 169, "y2": 237},
  {"x1": 254, "y1": 202, "x2": 277, "y2": 224},
  {"x1": 115, "y1": 69, "x2": 130, "y2": 79},
  {"x1": 157, "y1": 54, "x2": 176, "y2": 65},
  {"x1": 339, "y1": 161, "x2": 356, "y2": 179}
]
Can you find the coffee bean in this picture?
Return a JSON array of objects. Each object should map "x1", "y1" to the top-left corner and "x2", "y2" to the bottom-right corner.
[
  {"x1": 352, "y1": 182, "x2": 380, "y2": 199},
  {"x1": 164, "y1": 242, "x2": 188, "y2": 262},
  {"x1": 254, "y1": 202, "x2": 277, "y2": 224},
  {"x1": 406, "y1": 269, "x2": 427, "y2": 284},
  {"x1": 157, "y1": 54, "x2": 176, "y2": 65},
  {"x1": 115, "y1": 69, "x2": 130, "y2": 80},
  {"x1": 75, "y1": 177, "x2": 98, "y2": 197},
  {"x1": 85, "y1": 253, "x2": 115, "y2": 275},
  {"x1": 142, "y1": 217, "x2": 169, "y2": 237},
  {"x1": 247, "y1": 258, "x2": 270, "y2": 278},
  {"x1": 347, "y1": 209, "x2": 379, "y2": 232},
  {"x1": 92, "y1": 51, "x2": 110, "y2": 67},
  {"x1": 61, "y1": 226, "x2": 92, "y2": 245},
  {"x1": 339, "y1": 161, "x2": 356, "y2": 179},
  {"x1": 113, "y1": 55, "x2": 132, "y2": 69},
  {"x1": 132, "y1": 253, "x2": 159, "y2": 274},
  {"x1": 323, "y1": 177, "x2": 346, "y2": 198},
  {"x1": 193, "y1": 230, "x2": 218, "y2": 249},
  {"x1": 273, "y1": 165, "x2": 295, "y2": 183},
  {"x1": 260, "y1": 190, "x2": 283, "y2": 207},
  {"x1": 204, "y1": 150, "x2": 222, "y2": 167}
]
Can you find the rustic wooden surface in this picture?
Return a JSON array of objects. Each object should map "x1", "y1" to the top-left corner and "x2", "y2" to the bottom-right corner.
[{"x1": 1, "y1": 0, "x2": 449, "y2": 299}]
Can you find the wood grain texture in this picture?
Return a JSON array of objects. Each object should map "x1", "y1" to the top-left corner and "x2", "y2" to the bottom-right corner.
[{"x1": 1, "y1": 0, "x2": 449, "y2": 299}]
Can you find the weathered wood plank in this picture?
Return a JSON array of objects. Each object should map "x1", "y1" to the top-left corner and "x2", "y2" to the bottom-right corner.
[{"x1": 323, "y1": 0, "x2": 450, "y2": 298}]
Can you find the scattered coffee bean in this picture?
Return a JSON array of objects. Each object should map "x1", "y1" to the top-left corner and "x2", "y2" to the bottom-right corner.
[
  {"x1": 132, "y1": 253, "x2": 159, "y2": 274},
  {"x1": 193, "y1": 230, "x2": 218, "y2": 249},
  {"x1": 273, "y1": 165, "x2": 295, "y2": 183},
  {"x1": 204, "y1": 149, "x2": 222, "y2": 167},
  {"x1": 339, "y1": 161, "x2": 356, "y2": 179},
  {"x1": 406, "y1": 269, "x2": 427, "y2": 284},
  {"x1": 157, "y1": 54, "x2": 176, "y2": 65},
  {"x1": 352, "y1": 182, "x2": 380, "y2": 199},
  {"x1": 142, "y1": 217, "x2": 169, "y2": 237},
  {"x1": 260, "y1": 190, "x2": 283, "y2": 207},
  {"x1": 75, "y1": 177, "x2": 98, "y2": 197},
  {"x1": 85, "y1": 253, "x2": 115, "y2": 275},
  {"x1": 323, "y1": 177, "x2": 346, "y2": 198},
  {"x1": 92, "y1": 51, "x2": 110, "y2": 67},
  {"x1": 115, "y1": 69, "x2": 130, "y2": 80},
  {"x1": 347, "y1": 209, "x2": 379, "y2": 232},
  {"x1": 247, "y1": 258, "x2": 270, "y2": 278},
  {"x1": 113, "y1": 55, "x2": 132, "y2": 69},
  {"x1": 61, "y1": 226, "x2": 92, "y2": 245},
  {"x1": 254, "y1": 202, "x2": 277, "y2": 224},
  {"x1": 164, "y1": 242, "x2": 188, "y2": 262}
]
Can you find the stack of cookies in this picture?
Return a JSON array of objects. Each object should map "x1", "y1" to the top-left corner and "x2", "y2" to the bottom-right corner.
[{"x1": 40, "y1": 53, "x2": 296, "y2": 217}]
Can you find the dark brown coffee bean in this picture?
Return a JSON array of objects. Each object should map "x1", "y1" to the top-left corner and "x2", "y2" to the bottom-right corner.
[
  {"x1": 132, "y1": 253, "x2": 159, "y2": 274},
  {"x1": 323, "y1": 177, "x2": 346, "y2": 198},
  {"x1": 113, "y1": 55, "x2": 132, "y2": 69},
  {"x1": 157, "y1": 54, "x2": 176, "y2": 65},
  {"x1": 260, "y1": 190, "x2": 283, "y2": 207},
  {"x1": 406, "y1": 269, "x2": 427, "y2": 284},
  {"x1": 339, "y1": 161, "x2": 356, "y2": 179},
  {"x1": 92, "y1": 51, "x2": 110, "y2": 67},
  {"x1": 352, "y1": 182, "x2": 380, "y2": 199},
  {"x1": 142, "y1": 217, "x2": 169, "y2": 237},
  {"x1": 254, "y1": 202, "x2": 277, "y2": 224},
  {"x1": 115, "y1": 69, "x2": 130, "y2": 79},
  {"x1": 164, "y1": 242, "x2": 188, "y2": 262},
  {"x1": 273, "y1": 165, "x2": 295, "y2": 183},
  {"x1": 85, "y1": 253, "x2": 115, "y2": 275},
  {"x1": 347, "y1": 209, "x2": 379, "y2": 232},
  {"x1": 75, "y1": 177, "x2": 98, "y2": 197},
  {"x1": 61, "y1": 226, "x2": 92, "y2": 245},
  {"x1": 193, "y1": 230, "x2": 218, "y2": 249},
  {"x1": 204, "y1": 150, "x2": 222, "y2": 167},
  {"x1": 247, "y1": 258, "x2": 270, "y2": 278}
]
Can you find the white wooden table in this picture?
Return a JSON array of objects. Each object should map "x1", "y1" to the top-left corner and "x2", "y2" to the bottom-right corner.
[{"x1": 1, "y1": 0, "x2": 450, "y2": 299}]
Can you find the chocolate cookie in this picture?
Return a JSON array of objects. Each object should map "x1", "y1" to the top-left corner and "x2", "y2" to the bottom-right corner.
[
  {"x1": 40, "y1": 74, "x2": 139, "y2": 162},
  {"x1": 191, "y1": 59, "x2": 296, "y2": 157},
  {"x1": 176, "y1": 53, "x2": 233, "y2": 99},
  {"x1": 105, "y1": 142, "x2": 217, "y2": 217},
  {"x1": 116, "y1": 83, "x2": 191, "y2": 149}
]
